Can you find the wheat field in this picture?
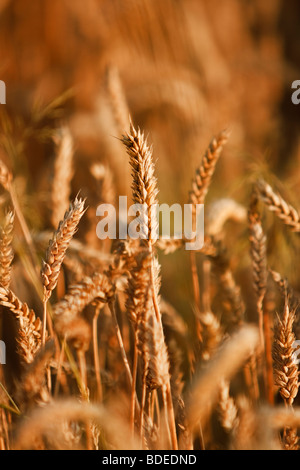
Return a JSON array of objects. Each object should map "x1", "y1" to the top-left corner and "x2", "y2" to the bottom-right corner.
[{"x1": 0, "y1": 0, "x2": 300, "y2": 451}]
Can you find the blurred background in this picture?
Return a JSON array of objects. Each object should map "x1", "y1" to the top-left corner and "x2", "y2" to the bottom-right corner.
[{"x1": 0, "y1": 0, "x2": 300, "y2": 320}]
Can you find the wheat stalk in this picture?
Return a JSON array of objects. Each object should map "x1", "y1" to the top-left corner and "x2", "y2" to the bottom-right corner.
[
  {"x1": 122, "y1": 122, "x2": 178, "y2": 448},
  {"x1": 248, "y1": 192, "x2": 267, "y2": 354}
]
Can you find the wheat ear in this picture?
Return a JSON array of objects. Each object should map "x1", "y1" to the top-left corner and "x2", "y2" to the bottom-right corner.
[
  {"x1": 256, "y1": 179, "x2": 300, "y2": 232},
  {"x1": 188, "y1": 131, "x2": 229, "y2": 310},
  {"x1": 189, "y1": 130, "x2": 229, "y2": 206},
  {"x1": 0, "y1": 211, "x2": 14, "y2": 289},
  {"x1": 272, "y1": 302, "x2": 299, "y2": 406},
  {"x1": 122, "y1": 121, "x2": 158, "y2": 243},
  {"x1": 272, "y1": 300, "x2": 299, "y2": 449},
  {"x1": 41, "y1": 196, "x2": 85, "y2": 344},
  {"x1": 0, "y1": 286, "x2": 41, "y2": 364}
]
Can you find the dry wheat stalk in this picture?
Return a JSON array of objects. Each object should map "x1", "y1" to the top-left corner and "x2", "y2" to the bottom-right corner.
[
  {"x1": 0, "y1": 286, "x2": 41, "y2": 363},
  {"x1": 272, "y1": 302, "x2": 299, "y2": 406},
  {"x1": 256, "y1": 179, "x2": 300, "y2": 232},
  {"x1": 125, "y1": 251, "x2": 168, "y2": 415},
  {"x1": 51, "y1": 126, "x2": 74, "y2": 228},
  {"x1": 189, "y1": 130, "x2": 229, "y2": 207},
  {"x1": 0, "y1": 211, "x2": 14, "y2": 289},
  {"x1": 122, "y1": 122, "x2": 177, "y2": 448},
  {"x1": 137, "y1": 284, "x2": 170, "y2": 392}
]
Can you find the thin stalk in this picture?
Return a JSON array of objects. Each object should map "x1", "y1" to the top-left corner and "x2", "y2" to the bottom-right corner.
[
  {"x1": 9, "y1": 184, "x2": 39, "y2": 271},
  {"x1": 108, "y1": 300, "x2": 132, "y2": 386},
  {"x1": 42, "y1": 300, "x2": 47, "y2": 346},
  {"x1": 54, "y1": 337, "x2": 66, "y2": 397},
  {"x1": 92, "y1": 311, "x2": 102, "y2": 402},
  {"x1": 165, "y1": 383, "x2": 178, "y2": 450},
  {"x1": 263, "y1": 304, "x2": 274, "y2": 405},
  {"x1": 148, "y1": 244, "x2": 178, "y2": 450},
  {"x1": 130, "y1": 337, "x2": 138, "y2": 435},
  {"x1": 140, "y1": 368, "x2": 147, "y2": 446},
  {"x1": 190, "y1": 252, "x2": 201, "y2": 309}
]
